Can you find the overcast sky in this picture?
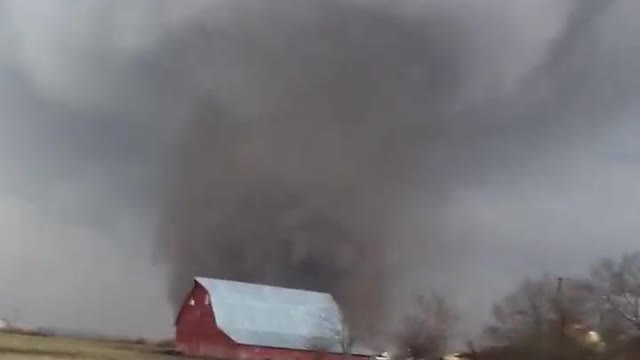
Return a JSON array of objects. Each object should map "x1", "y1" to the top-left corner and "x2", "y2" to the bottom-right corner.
[{"x1": 1, "y1": 0, "x2": 640, "y2": 341}]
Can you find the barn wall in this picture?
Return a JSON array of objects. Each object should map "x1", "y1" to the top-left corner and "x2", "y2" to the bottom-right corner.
[
  {"x1": 185, "y1": 339, "x2": 371, "y2": 360},
  {"x1": 176, "y1": 282, "x2": 236, "y2": 356},
  {"x1": 175, "y1": 282, "x2": 370, "y2": 360},
  {"x1": 225, "y1": 344, "x2": 370, "y2": 360}
]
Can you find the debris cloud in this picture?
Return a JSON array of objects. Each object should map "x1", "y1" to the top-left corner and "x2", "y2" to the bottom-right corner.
[{"x1": 156, "y1": 0, "x2": 630, "y2": 337}]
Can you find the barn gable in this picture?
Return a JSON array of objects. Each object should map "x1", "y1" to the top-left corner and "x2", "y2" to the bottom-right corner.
[{"x1": 194, "y1": 277, "x2": 374, "y2": 356}]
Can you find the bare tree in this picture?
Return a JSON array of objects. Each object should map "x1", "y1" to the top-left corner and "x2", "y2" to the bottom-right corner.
[
  {"x1": 396, "y1": 293, "x2": 458, "y2": 360},
  {"x1": 485, "y1": 277, "x2": 555, "y2": 345},
  {"x1": 312, "y1": 305, "x2": 357, "y2": 359},
  {"x1": 590, "y1": 252, "x2": 640, "y2": 332},
  {"x1": 483, "y1": 275, "x2": 601, "y2": 359},
  {"x1": 338, "y1": 311, "x2": 355, "y2": 357},
  {"x1": 323, "y1": 309, "x2": 356, "y2": 356}
]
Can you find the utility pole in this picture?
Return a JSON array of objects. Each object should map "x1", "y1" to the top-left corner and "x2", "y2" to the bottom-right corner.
[
  {"x1": 555, "y1": 277, "x2": 566, "y2": 360},
  {"x1": 556, "y1": 277, "x2": 566, "y2": 336}
]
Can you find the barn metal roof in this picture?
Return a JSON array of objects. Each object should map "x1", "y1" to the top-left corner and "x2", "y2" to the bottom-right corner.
[{"x1": 195, "y1": 277, "x2": 375, "y2": 355}]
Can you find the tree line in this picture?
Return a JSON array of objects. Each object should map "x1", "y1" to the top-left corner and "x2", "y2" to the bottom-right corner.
[{"x1": 395, "y1": 251, "x2": 640, "y2": 360}]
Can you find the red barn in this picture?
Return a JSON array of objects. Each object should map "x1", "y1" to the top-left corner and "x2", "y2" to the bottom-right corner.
[{"x1": 175, "y1": 277, "x2": 375, "y2": 360}]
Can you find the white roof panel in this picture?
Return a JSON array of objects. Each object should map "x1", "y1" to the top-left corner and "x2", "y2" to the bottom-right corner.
[{"x1": 195, "y1": 277, "x2": 374, "y2": 355}]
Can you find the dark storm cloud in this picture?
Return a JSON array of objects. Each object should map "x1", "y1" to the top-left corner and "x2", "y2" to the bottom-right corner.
[
  {"x1": 157, "y1": 0, "x2": 640, "y2": 340},
  {"x1": 1, "y1": 0, "x2": 640, "y2": 343}
]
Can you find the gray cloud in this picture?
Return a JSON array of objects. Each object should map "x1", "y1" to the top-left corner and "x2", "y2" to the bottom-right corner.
[{"x1": 0, "y1": 0, "x2": 639, "y2": 344}]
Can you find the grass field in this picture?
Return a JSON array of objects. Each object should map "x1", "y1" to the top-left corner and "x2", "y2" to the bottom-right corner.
[{"x1": 0, "y1": 331, "x2": 186, "y2": 360}]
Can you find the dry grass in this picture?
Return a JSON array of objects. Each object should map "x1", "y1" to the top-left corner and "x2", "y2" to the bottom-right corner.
[{"x1": 0, "y1": 331, "x2": 185, "y2": 360}]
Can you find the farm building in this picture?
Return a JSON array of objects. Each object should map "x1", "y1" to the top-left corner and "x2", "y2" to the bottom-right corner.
[{"x1": 175, "y1": 277, "x2": 376, "y2": 360}]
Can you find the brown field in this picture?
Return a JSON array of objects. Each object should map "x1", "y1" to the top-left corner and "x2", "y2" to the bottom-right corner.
[{"x1": 0, "y1": 330, "x2": 186, "y2": 360}]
